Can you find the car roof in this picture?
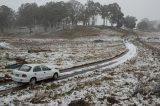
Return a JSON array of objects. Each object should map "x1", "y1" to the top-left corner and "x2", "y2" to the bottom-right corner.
[
  {"x1": 23, "y1": 64, "x2": 44, "y2": 67},
  {"x1": 23, "y1": 64, "x2": 55, "y2": 68}
]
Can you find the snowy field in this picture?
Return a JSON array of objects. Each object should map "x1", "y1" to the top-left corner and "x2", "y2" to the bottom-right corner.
[
  {"x1": 0, "y1": 29, "x2": 125, "y2": 78},
  {"x1": 0, "y1": 28, "x2": 159, "y2": 106},
  {"x1": 136, "y1": 31, "x2": 160, "y2": 49}
]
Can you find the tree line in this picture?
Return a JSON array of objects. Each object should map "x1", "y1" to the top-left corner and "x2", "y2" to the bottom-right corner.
[
  {"x1": 137, "y1": 18, "x2": 160, "y2": 31},
  {"x1": 0, "y1": 0, "x2": 138, "y2": 33}
]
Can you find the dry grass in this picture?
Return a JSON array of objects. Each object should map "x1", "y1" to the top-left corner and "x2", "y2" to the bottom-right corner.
[
  {"x1": 48, "y1": 75, "x2": 113, "y2": 100},
  {"x1": 73, "y1": 74, "x2": 114, "y2": 91},
  {"x1": 32, "y1": 26, "x2": 101, "y2": 39},
  {"x1": 45, "y1": 83, "x2": 60, "y2": 90},
  {"x1": 28, "y1": 49, "x2": 52, "y2": 53},
  {"x1": 101, "y1": 75, "x2": 114, "y2": 81},
  {"x1": 68, "y1": 99, "x2": 90, "y2": 106},
  {"x1": 107, "y1": 96, "x2": 119, "y2": 104},
  {"x1": 30, "y1": 98, "x2": 48, "y2": 104}
]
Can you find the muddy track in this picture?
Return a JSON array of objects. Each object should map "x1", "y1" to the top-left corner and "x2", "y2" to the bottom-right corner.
[
  {"x1": 0, "y1": 49, "x2": 128, "y2": 96},
  {"x1": 60, "y1": 50, "x2": 128, "y2": 73},
  {"x1": 58, "y1": 61, "x2": 117, "y2": 80}
]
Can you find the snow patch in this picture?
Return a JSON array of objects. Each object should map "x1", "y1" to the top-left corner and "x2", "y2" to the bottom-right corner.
[{"x1": 0, "y1": 42, "x2": 11, "y2": 49}]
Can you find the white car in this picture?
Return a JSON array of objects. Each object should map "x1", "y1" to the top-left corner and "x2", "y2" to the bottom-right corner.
[{"x1": 11, "y1": 64, "x2": 60, "y2": 85}]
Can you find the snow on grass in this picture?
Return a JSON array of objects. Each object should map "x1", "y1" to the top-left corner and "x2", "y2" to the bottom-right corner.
[
  {"x1": 60, "y1": 41, "x2": 136, "y2": 76},
  {"x1": 0, "y1": 40, "x2": 138, "y2": 105},
  {"x1": 0, "y1": 42, "x2": 11, "y2": 49},
  {"x1": 0, "y1": 83, "x2": 18, "y2": 91},
  {"x1": 0, "y1": 37, "x2": 126, "y2": 71},
  {"x1": 0, "y1": 30, "x2": 159, "y2": 106}
]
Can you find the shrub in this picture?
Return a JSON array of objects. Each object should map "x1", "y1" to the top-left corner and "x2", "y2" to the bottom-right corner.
[
  {"x1": 68, "y1": 99, "x2": 90, "y2": 106},
  {"x1": 30, "y1": 98, "x2": 48, "y2": 104}
]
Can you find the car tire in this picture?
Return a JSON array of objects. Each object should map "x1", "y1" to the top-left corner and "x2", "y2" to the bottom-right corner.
[
  {"x1": 30, "y1": 78, "x2": 36, "y2": 85},
  {"x1": 53, "y1": 73, "x2": 58, "y2": 80}
]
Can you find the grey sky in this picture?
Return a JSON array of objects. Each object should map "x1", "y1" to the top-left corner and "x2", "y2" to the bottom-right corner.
[{"x1": 1, "y1": 0, "x2": 160, "y2": 21}]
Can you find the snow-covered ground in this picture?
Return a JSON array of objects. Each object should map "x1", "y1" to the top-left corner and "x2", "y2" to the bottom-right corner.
[
  {"x1": 60, "y1": 41, "x2": 137, "y2": 76},
  {"x1": 0, "y1": 32, "x2": 126, "y2": 78},
  {"x1": 0, "y1": 29, "x2": 159, "y2": 106},
  {"x1": 136, "y1": 31, "x2": 160, "y2": 49},
  {"x1": 0, "y1": 42, "x2": 12, "y2": 49},
  {"x1": 1, "y1": 39, "x2": 159, "y2": 105},
  {"x1": 0, "y1": 41, "x2": 137, "y2": 106}
]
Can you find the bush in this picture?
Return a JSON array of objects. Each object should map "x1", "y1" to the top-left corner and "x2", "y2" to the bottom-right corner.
[
  {"x1": 93, "y1": 40, "x2": 104, "y2": 43},
  {"x1": 30, "y1": 98, "x2": 48, "y2": 104},
  {"x1": 68, "y1": 99, "x2": 90, "y2": 106},
  {"x1": 107, "y1": 96, "x2": 119, "y2": 104},
  {"x1": 46, "y1": 83, "x2": 59, "y2": 90}
]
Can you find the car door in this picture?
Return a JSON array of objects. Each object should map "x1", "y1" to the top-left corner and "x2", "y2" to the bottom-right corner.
[
  {"x1": 41, "y1": 65, "x2": 53, "y2": 79},
  {"x1": 33, "y1": 66, "x2": 45, "y2": 81}
]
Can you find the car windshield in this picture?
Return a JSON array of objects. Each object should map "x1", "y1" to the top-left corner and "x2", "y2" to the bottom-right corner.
[{"x1": 18, "y1": 65, "x2": 31, "y2": 72}]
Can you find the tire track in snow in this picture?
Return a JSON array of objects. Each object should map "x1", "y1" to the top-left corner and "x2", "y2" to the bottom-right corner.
[{"x1": 58, "y1": 41, "x2": 137, "y2": 79}]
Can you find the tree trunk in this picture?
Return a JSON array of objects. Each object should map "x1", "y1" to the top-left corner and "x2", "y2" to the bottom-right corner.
[
  {"x1": 62, "y1": 21, "x2": 65, "y2": 30},
  {"x1": 92, "y1": 16, "x2": 95, "y2": 26},
  {"x1": 83, "y1": 21, "x2": 85, "y2": 26},
  {"x1": 75, "y1": 21, "x2": 78, "y2": 26},
  {"x1": 28, "y1": 26, "x2": 32, "y2": 34},
  {"x1": 103, "y1": 18, "x2": 105, "y2": 26},
  {"x1": 111, "y1": 23, "x2": 113, "y2": 27},
  {"x1": 44, "y1": 26, "x2": 48, "y2": 32},
  {"x1": 72, "y1": 20, "x2": 75, "y2": 26},
  {"x1": 106, "y1": 18, "x2": 108, "y2": 26},
  {"x1": 0, "y1": 27, "x2": 4, "y2": 33},
  {"x1": 88, "y1": 19, "x2": 90, "y2": 26},
  {"x1": 51, "y1": 22, "x2": 54, "y2": 28}
]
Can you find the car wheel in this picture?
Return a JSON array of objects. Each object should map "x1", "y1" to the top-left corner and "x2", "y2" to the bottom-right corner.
[
  {"x1": 30, "y1": 78, "x2": 36, "y2": 85},
  {"x1": 53, "y1": 73, "x2": 58, "y2": 80}
]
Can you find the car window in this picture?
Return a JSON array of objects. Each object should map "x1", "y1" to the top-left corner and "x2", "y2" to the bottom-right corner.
[
  {"x1": 41, "y1": 65, "x2": 51, "y2": 71},
  {"x1": 18, "y1": 65, "x2": 31, "y2": 72},
  {"x1": 33, "y1": 66, "x2": 42, "y2": 72}
]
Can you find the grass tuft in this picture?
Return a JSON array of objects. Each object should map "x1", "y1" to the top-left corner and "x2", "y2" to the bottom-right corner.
[{"x1": 68, "y1": 99, "x2": 90, "y2": 106}]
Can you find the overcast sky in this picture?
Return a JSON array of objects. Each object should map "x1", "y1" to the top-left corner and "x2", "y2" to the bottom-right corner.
[{"x1": 1, "y1": 0, "x2": 160, "y2": 21}]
